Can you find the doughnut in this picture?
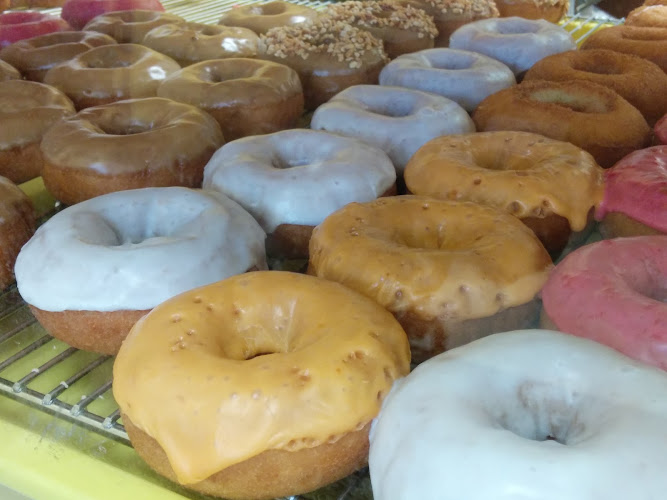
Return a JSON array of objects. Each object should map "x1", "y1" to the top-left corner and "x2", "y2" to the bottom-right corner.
[
  {"x1": 595, "y1": 146, "x2": 666, "y2": 237},
  {"x1": 308, "y1": 196, "x2": 552, "y2": 362},
  {"x1": 15, "y1": 187, "x2": 267, "y2": 355},
  {"x1": 40, "y1": 97, "x2": 223, "y2": 206},
  {"x1": 203, "y1": 129, "x2": 397, "y2": 259},
  {"x1": 311, "y1": 84, "x2": 475, "y2": 174},
  {"x1": 449, "y1": 17, "x2": 576, "y2": 77},
  {"x1": 61, "y1": 0, "x2": 165, "y2": 31},
  {"x1": 524, "y1": 49, "x2": 667, "y2": 127},
  {"x1": 142, "y1": 22, "x2": 259, "y2": 66},
  {"x1": 113, "y1": 271, "x2": 411, "y2": 499},
  {"x1": 0, "y1": 11, "x2": 71, "y2": 48},
  {"x1": 83, "y1": 9, "x2": 184, "y2": 43},
  {"x1": 472, "y1": 79, "x2": 652, "y2": 168},
  {"x1": 392, "y1": 0, "x2": 499, "y2": 47},
  {"x1": 597, "y1": 0, "x2": 644, "y2": 17},
  {"x1": 157, "y1": 58, "x2": 303, "y2": 142},
  {"x1": 218, "y1": 1, "x2": 318, "y2": 35},
  {"x1": 541, "y1": 237, "x2": 667, "y2": 369},
  {"x1": 321, "y1": 1, "x2": 437, "y2": 58},
  {"x1": 0, "y1": 80, "x2": 75, "y2": 184},
  {"x1": 495, "y1": 0, "x2": 569, "y2": 22},
  {"x1": 404, "y1": 132, "x2": 604, "y2": 257},
  {"x1": 259, "y1": 17, "x2": 388, "y2": 110},
  {"x1": 581, "y1": 25, "x2": 667, "y2": 73},
  {"x1": 369, "y1": 329, "x2": 667, "y2": 499},
  {"x1": 626, "y1": 4, "x2": 667, "y2": 27},
  {"x1": 0, "y1": 176, "x2": 34, "y2": 290},
  {"x1": 379, "y1": 48, "x2": 516, "y2": 112},
  {"x1": 0, "y1": 31, "x2": 117, "y2": 83},
  {"x1": 0, "y1": 59, "x2": 19, "y2": 80},
  {"x1": 656, "y1": 113, "x2": 667, "y2": 144},
  {"x1": 43, "y1": 43, "x2": 179, "y2": 109}
]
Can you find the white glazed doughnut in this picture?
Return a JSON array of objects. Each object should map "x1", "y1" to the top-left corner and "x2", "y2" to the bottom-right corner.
[
  {"x1": 369, "y1": 329, "x2": 667, "y2": 500},
  {"x1": 450, "y1": 17, "x2": 577, "y2": 76},
  {"x1": 311, "y1": 85, "x2": 475, "y2": 174},
  {"x1": 379, "y1": 48, "x2": 516, "y2": 112}
]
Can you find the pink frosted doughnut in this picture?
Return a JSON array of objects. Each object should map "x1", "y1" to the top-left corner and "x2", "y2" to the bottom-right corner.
[
  {"x1": 0, "y1": 12, "x2": 71, "y2": 48},
  {"x1": 61, "y1": 0, "x2": 165, "y2": 31},
  {"x1": 541, "y1": 236, "x2": 667, "y2": 370},
  {"x1": 656, "y1": 114, "x2": 667, "y2": 145}
]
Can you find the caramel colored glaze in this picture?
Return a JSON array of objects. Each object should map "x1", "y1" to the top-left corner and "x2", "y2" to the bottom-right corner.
[
  {"x1": 0, "y1": 177, "x2": 34, "y2": 290},
  {"x1": 82, "y1": 9, "x2": 184, "y2": 43},
  {"x1": 0, "y1": 59, "x2": 20, "y2": 80},
  {"x1": 495, "y1": 0, "x2": 568, "y2": 23},
  {"x1": 157, "y1": 58, "x2": 304, "y2": 141},
  {"x1": 218, "y1": 1, "x2": 319, "y2": 35},
  {"x1": 472, "y1": 80, "x2": 652, "y2": 168},
  {"x1": 0, "y1": 31, "x2": 117, "y2": 82},
  {"x1": 43, "y1": 44, "x2": 180, "y2": 110},
  {"x1": 600, "y1": 212, "x2": 664, "y2": 239},
  {"x1": 626, "y1": 5, "x2": 667, "y2": 27},
  {"x1": 113, "y1": 271, "x2": 410, "y2": 486},
  {"x1": 125, "y1": 415, "x2": 371, "y2": 500}
]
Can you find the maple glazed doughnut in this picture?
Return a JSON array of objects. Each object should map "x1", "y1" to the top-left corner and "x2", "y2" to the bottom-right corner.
[
  {"x1": 541, "y1": 237, "x2": 667, "y2": 369},
  {"x1": 473, "y1": 80, "x2": 652, "y2": 168},
  {"x1": 113, "y1": 271, "x2": 411, "y2": 499},
  {"x1": 626, "y1": 4, "x2": 667, "y2": 27},
  {"x1": 259, "y1": 17, "x2": 388, "y2": 110},
  {"x1": 40, "y1": 97, "x2": 223, "y2": 205},
  {"x1": 308, "y1": 196, "x2": 552, "y2": 362},
  {"x1": 61, "y1": 0, "x2": 165, "y2": 31},
  {"x1": 0, "y1": 31, "x2": 117, "y2": 83},
  {"x1": 369, "y1": 329, "x2": 667, "y2": 500},
  {"x1": 43, "y1": 43, "x2": 179, "y2": 109},
  {"x1": 524, "y1": 49, "x2": 667, "y2": 127},
  {"x1": 0, "y1": 176, "x2": 34, "y2": 290},
  {"x1": 203, "y1": 129, "x2": 396, "y2": 259},
  {"x1": 218, "y1": 1, "x2": 318, "y2": 35},
  {"x1": 15, "y1": 187, "x2": 267, "y2": 355},
  {"x1": 0, "y1": 11, "x2": 70, "y2": 48},
  {"x1": 495, "y1": 0, "x2": 569, "y2": 22},
  {"x1": 0, "y1": 59, "x2": 19, "y2": 80},
  {"x1": 157, "y1": 58, "x2": 303, "y2": 142},
  {"x1": 404, "y1": 132, "x2": 604, "y2": 256},
  {"x1": 82, "y1": 9, "x2": 183, "y2": 43}
]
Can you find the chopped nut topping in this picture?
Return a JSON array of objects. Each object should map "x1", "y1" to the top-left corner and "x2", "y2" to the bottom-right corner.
[{"x1": 420, "y1": 0, "x2": 500, "y2": 17}]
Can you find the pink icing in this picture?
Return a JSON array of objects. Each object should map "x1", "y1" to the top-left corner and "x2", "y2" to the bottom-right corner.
[
  {"x1": 595, "y1": 146, "x2": 667, "y2": 233},
  {"x1": 61, "y1": 0, "x2": 165, "y2": 30},
  {"x1": 542, "y1": 236, "x2": 667, "y2": 369},
  {"x1": 656, "y1": 113, "x2": 667, "y2": 145},
  {"x1": 0, "y1": 12, "x2": 71, "y2": 47}
]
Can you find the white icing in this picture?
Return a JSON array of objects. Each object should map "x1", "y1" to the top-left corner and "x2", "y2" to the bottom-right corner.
[
  {"x1": 202, "y1": 129, "x2": 396, "y2": 232},
  {"x1": 450, "y1": 17, "x2": 577, "y2": 75},
  {"x1": 379, "y1": 48, "x2": 516, "y2": 112},
  {"x1": 369, "y1": 329, "x2": 667, "y2": 500},
  {"x1": 311, "y1": 85, "x2": 475, "y2": 174},
  {"x1": 14, "y1": 187, "x2": 267, "y2": 311}
]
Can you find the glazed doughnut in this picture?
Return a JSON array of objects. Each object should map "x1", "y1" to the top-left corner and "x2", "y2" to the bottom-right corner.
[
  {"x1": 581, "y1": 25, "x2": 667, "y2": 73},
  {"x1": 449, "y1": 17, "x2": 576, "y2": 77},
  {"x1": 656, "y1": 113, "x2": 667, "y2": 144},
  {"x1": 0, "y1": 59, "x2": 19, "y2": 80},
  {"x1": 0, "y1": 31, "x2": 117, "y2": 83},
  {"x1": 595, "y1": 146, "x2": 666, "y2": 237},
  {"x1": 321, "y1": 1, "x2": 438, "y2": 58},
  {"x1": 379, "y1": 48, "x2": 515, "y2": 112},
  {"x1": 15, "y1": 187, "x2": 267, "y2": 355},
  {"x1": 524, "y1": 49, "x2": 667, "y2": 126},
  {"x1": 203, "y1": 129, "x2": 397, "y2": 259},
  {"x1": 308, "y1": 196, "x2": 552, "y2": 362},
  {"x1": 404, "y1": 132, "x2": 604, "y2": 256},
  {"x1": 495, "y1": 0, "x2": 569, "y2": 22},
  {"x1": 83, "y1": 9, "x2": 184, "y2": 43},
  {"x1": 40, "y1": 97, "x2": 223, "y2": 205},
  {"x1": 311, "y1": 84, "x2": 475, "y2": 174},
  {"x1": 218, "y1": 1, "x2": 318, "y2": 35},
  {"x1": 369, "y1": 329, "x2": 667, "y2": 500},
  {"x1": 626, "y1": 4, "x2": 667, "y2": 27},
  {"x1": 0, "y1": 176, "x2": 34, "y2": 290},
  {"x1": 142, "y1": 22, "x2": 259, "y2": 66},
  {"x1": 157, "y1": 58, "x2": 303, "y2": 142},
  {"x1": 259, "y1": 17, "x2": 388, "y2": 110},
  {"x1": 0, "y1": 11, "x2": 71, "y2": 48},
  {"x1": 113, "y1": 271, "x2": 410, "y2": 499},
  {"x1": 43, "y1": 44, "x2": 179, "y2": 109},
  {"x1": 472, "y1": 80, "x2": 652, "y2": 168},
  {"x1": 541, "y1": 237, "x2": 667, "y2": 368},
  {"x1": 0, "y1": 80, "x2": 75, "y2": 184},
  {"x1": 61, "y1": 0, "x2": 165, "y2": 31},
  {"x1": 392, "y1": 0, "x2": 499, "y2": 47}
]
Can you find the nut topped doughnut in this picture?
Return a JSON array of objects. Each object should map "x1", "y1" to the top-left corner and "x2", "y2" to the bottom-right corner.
[
  {"x1": 61, "y1": 0, "x2": 166, "y2": 31},
  {"x1": 0, "y1": 176, "x2": 34, "y2": 290},
  {"x1": 495, "y1": 0, "x2": 569, "y2": 22},
  {"x1": 0, "y1": 31, "x2": 117, "y2": 83},
  {"x1": 157, "y1": 58, "x2": 303, "y2": 142},
  {"x1": 0, "y1": 11, "x2": 71, "y2": 48},
  {"x1": 218, "y1": 1, "x2": 318, "y2": 35},
  {"x1": 43, "y1": 43, "x2": 179, "y2": 109},
  {"x1": 142, "y1": 22, "x2": 259, "y2": 66},
  {"x1": 626, "y1": 4, "x2": 667, "y2": 27},
  {"x1": 0, "y1": 59, "x2": 19, "y2": 80},
  {"x1": 83, "y1": 9, "x2": 184, "y2": 43},
  {"x1": 40, "y1": 97, "x2": 223, "y2": 205},
  {"x1": 113, "y1": 271, "x2": 410, "y2": 499}
]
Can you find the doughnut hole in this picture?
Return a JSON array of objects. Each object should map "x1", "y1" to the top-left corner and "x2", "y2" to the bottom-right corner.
[
  {"x1": 81, "y1": 45, "x2": 139, "y2": 69},
  {"x1": 528, "y1": 89, "x2": 611, "y2": 114},
  {"x1": 570, "y1": 59, "x2": 623, "y2": 75},
  {"x1": 250, "y1": 1, "x2": 288, "y2": 15},
  {"x1": 600, "y1": 212, "x2": 664, "y2": 238}
]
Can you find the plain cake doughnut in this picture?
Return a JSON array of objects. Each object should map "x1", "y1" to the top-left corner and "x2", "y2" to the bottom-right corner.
[
  {"x1": 0, "y1": 176, "x2": 34, "y2": 290},
  {"x1": 626, "y1": 4, "x2": 667, "y2": 27}
]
